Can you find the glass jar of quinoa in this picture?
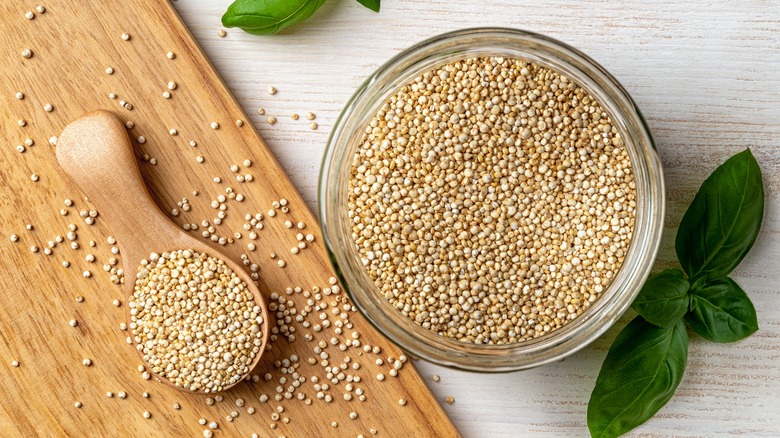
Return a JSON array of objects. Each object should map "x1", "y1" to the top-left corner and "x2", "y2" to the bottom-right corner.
[{"x1": 320, "y1": 28, "x2": 664, "y2": 371}]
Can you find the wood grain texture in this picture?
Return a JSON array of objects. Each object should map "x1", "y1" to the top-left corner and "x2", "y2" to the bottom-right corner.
[
  {"x1": 171, "y1": 0, "x2": 780, "y2": 436},
  {"x1": 0, "y1": 1, "x2": 457, "y2": 437}
]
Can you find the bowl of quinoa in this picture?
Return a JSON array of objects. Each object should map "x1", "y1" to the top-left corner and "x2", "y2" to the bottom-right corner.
[{"x1": 320, "y1": 28, "x2": 664, "y2": 371}]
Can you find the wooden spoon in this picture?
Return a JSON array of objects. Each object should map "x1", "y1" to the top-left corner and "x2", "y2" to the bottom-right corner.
[{"x1": 55, "y1": 110, "x2": 269, "y2": 393}]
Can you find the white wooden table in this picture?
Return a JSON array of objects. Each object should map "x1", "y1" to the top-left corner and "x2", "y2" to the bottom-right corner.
[{"x1": 173, "y1": 1, "x2": 780, "y2": 436}]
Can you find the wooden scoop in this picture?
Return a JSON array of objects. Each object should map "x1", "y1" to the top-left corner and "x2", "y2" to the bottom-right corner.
[{"x1": 56, "y1": 110, "x2": 269, "y2": 393}]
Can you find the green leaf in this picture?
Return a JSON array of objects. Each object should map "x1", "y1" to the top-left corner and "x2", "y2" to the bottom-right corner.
[
  {"x1": 588, "y1": 317, "x2": 688, "y2": 438},
  {"x1": 356, "y1": 0, "x2": 380, "y2": 12},
  {"x1": 221, "y1": 0, "x2": 327, "y2": 35},
  {"x1": 687, "y1": 277, "x2": 758, "y2": 342},
  {"x1": 676, "y1": 148, "x2": 764, "y2": 282},
  {"x1": 632, "y1": 269, "x2": 690, "y2": 328}
]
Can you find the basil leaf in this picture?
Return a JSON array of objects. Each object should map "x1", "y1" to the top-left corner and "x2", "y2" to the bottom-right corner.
[
  {"x1": 356, "y1": 0, "x2": 380, "y2": 12},
  {"x1": 632, "y1": 269, "x2": 689, "y2": 328},
  {"x1": 676, "y1": 148, "x2": 764, "y2": 282},
  {"x1": 222, "y1": 0, "x2": 327, "y2": 35},
  {"x1": 588, "y1": 317, "x2": 688, "y2": 438},
  {"x1": 687, "y1": 277, "x2": 758, "y2": 342}
]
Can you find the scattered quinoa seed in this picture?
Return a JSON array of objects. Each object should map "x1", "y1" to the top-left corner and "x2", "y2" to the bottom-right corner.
[{"x1": 446, "y1": 396, "x2": 455, "y2": 405}]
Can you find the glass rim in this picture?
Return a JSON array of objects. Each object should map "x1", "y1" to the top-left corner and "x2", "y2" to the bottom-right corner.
[{"x1": 319, "y1": 27, "x2": 665, "y2": 372}]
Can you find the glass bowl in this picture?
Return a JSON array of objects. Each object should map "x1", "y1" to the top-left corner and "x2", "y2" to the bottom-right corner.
[{"x1": 319, "y1": 28, "x2": 664, "y2": 372}]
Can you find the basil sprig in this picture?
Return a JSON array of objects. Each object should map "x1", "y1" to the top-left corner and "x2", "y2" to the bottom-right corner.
[
  {"x1": 588, "y1": 149, "x2": 764, "y2": 437},
  {"x1": 588, "y1": 318, "x2": 688, "y2": 438},
  {"x1": 676, "y1": 148, "x2": 764, "y2": 282},
  {"x1": 356, "y1": 0, "x2": 380, "y2": 12},
  {"x1": 222, "y1": 0, "x2": 379, "y2": 36},
  {"x1": 687, "y1": 277, "x2": 758, "y2": 342},
  {"x1": 631, "y1": 268, "x2": 689, "y2": 328},
  {"x1": 221, "y1": 0, "x2": 326, "y2": 35}
]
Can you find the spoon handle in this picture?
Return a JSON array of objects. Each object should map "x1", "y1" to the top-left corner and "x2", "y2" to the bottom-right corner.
[{"x1": 56, "y1": 110, "x2": 180, "y2": 265}]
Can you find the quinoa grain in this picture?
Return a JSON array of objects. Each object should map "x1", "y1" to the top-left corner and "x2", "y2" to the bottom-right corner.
[
  {"x1": 130, "y1": 249, "x2": 265, "y2": 392},
  {"x1": 348, "y1": 57, "x2": 636, "y2": 344}
]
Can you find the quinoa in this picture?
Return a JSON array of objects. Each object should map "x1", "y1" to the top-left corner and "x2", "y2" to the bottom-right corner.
[
  {"x1": 348, "y1": 57, "x2": 636, "y2": 344},
  {"x1": 130, "y1": 249, "x2": 265, "y2": 391}
]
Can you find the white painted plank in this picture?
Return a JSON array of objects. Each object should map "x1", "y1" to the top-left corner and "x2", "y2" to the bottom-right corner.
[{"x1": 173, "y1": 1, "x2": 780, "y2": 435}]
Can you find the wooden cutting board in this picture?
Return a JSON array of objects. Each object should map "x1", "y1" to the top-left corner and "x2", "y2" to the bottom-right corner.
[{"x1": 0, "y1": 1, "x2": 458, "y2": 436}]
